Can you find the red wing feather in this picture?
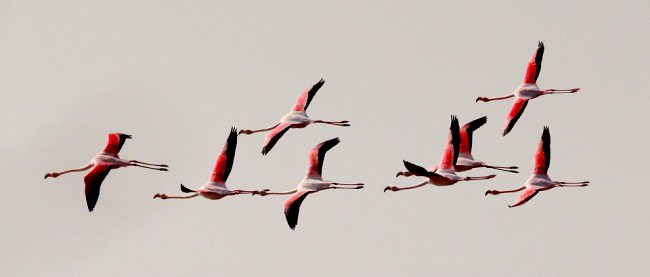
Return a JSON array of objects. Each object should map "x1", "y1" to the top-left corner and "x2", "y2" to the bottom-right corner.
[
  {"x1": 439, "y1": 116, "x2": 460, "y2": 170},
  {"x1": 523, "y1": 41, "x2": 544, "y2": 84},
  {"x1": 283, "y1": 191, "x2": 312, "y2": 230},
  {"x1": 102, "y1": 133, "x2": 130, "y2": 156},
  {"x1": 84, "y1": 163, "x2": 113, "y2": 212},
  {"x1": 502, "y1": 98, "x2": 529, "y2": 136},
  {"x1": 209, "y1": 127, "x2": 238, "y2": 183},
  {"x1": 306, "y1": 138, "x2": 340, "y2": 178},
  {"x1": 292, "y1": 79, "x2": 325, "y2": 112},
  {"x1": 460, "y1": 116, "x2": 487, "y2": 153},
  {"x1": 261, "y1": 123, "x2": 293, "y2": 155},
  {"x1": 509, "y1": 188, "x2": 540, "y2": 208}
]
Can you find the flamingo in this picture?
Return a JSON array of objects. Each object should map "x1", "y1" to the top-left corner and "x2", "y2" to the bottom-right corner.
[
  {"x1": 239, "y1": 79, "x2": 350, "y2": 155},
  {"x1": 384, "y1": 116, "x2": 496, "y2": 193},
  {"x1": 153, "y1": 127, "x2": 262, "y2": 201},
  {"x1": 253, "y1": 137, "x2": 364, "y2": 230},
  {"x1": 455, "y1": 116, "x2": 519, "y2": 173},
  {"x1": 485, "y1": 127, "x2": 589, "y2": 207},
  {"x1": 475, "y1": 41, "x2": 580, "y2": 136},
  {"x1": 44, "y1": 133, "x2": 168, "y2": 212}
]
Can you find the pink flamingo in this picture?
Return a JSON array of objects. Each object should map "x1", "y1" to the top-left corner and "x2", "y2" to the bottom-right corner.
[
  {"x1": 239, "y1": 79, "x2": 350, "y2": 155},
  {"x1": 485, "y1": 127, "x2": 589, "y2": 207},
  {"x1": 384, "y1": 116, "x2": 496, "y2": 193},
  {"x1": 475, "y1": 42, "x2": 580, "y2": 136},
  {"x1": 154, "y1": 127, "x2": 262, "y2": 201},
  {"x1": 253, "y1": 138, "x2": 364, "y2": 229},
  {"x1": 455, "y1": 116, "x2": 519, "y2": 173},
  {"x1": 44, "y1": 133, "x2": 168, "y2": 212}
]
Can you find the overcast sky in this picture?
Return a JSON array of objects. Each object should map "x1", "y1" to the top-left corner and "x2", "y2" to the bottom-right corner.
[{"x1": 1, "y1": 0, "x2": 648, "y2": 276}]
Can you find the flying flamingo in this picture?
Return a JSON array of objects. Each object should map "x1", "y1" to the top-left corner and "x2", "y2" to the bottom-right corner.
[
  {"x1": 153, "y1": 127, "x2": 262, "y2": 201},
  {"x1": 475, "y1": 41, "x2": 580, "y2": 136},
  {"x1": 485, "y1": 127, "x2": 589, "y2": 207},
  {"x1": 238, "y1": 79, "x2": 350, "y2": 155},
  {"x1": 384, "y1": 116, "x2": 496, "y2": 193},
  {"x1": 455, "y1": 116, "x2": 519, "y2": 173},
  {"x1": 253, "y1": 137, "x2": 364, "y2": 229},
  {"x1": 44, "y1": 133, "x2": 168, "y2": 212}
]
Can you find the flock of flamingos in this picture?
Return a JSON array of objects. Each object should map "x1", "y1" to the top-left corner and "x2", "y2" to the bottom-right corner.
[{"x1": 44, "y1": 41, "x2": 590, "y2": 230}]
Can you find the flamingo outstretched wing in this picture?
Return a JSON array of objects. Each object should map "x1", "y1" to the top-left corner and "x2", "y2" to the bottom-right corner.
[
  {"x1": 284, "y1": 190, "x2": 313, "y2": 230},
  {"x1": 523, "y1": 41, "x2": 544, "y2": 84},
  {"x1": 209, "y1": 127, "x2": 238, "y2": 183},
  {"x1": 292, "y1": 79, "x2": 325, "y2": 112},
  {"x1": 509, "y1": 187, "x2": 540, "y2": 208},
  {"x1": 439, "y1": 115, "x2": 461, "y2": 170},
  {"x1": 460, "y1": 116, "x2": 487, "y2": 154},
  {"x1": 306, "y1": 137, "x2": 340, "y2": 179},
  {"x1": 84, "y1": 163, "x2": 113, "y2": 212},
  {"x1": 261, "y1": 123, "x2": 293, "y2": 155},
  {"x1": 502, "y1": 98, "x2": 529, "y2": 136},
  {"x1": 533, "y1": 126, "x2": 551, "y2": 175},
  {"x1": 102, "y1": 133, "x2": 131, "y2": 156}
]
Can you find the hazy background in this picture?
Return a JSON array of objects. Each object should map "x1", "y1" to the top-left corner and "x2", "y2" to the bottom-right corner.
[{"x1": 1, "y1": 0, "x2": 648, "y2": 275}]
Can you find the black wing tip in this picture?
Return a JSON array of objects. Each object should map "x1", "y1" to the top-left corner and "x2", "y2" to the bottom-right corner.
[
  {"x1": 180, "y1": 183, "x2": 195, "y2": 193},
  {"x1": 325, "y1": 137, "x2": 340, "y2": 145},
  {"x1": 230, "y1": 126, "x2": 238, "y2": 135},
  {"x1": 450, "y1": 115, "x2": 459, "y2": 124},
  {"x1": 464, "y1": 116, "x2": 488, "y2": 130},
  {"x1": 538, "y1": 41, "x2": 544, "y2": 47},
  {"x1": 317, "y1": 78, "x2": 325, "y2": 84},
  {"x1": 542, "y1": 126, "x2": 550, "y2": 137}
]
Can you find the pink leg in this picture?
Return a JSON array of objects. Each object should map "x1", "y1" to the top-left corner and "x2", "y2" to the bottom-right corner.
[
  {"x1": 329, "y1": 185, "x2": 364, "y2": 190},
  {"x1": 484, "y1": 165, "x2": 519, "y2": 173},
  {"x1": 463, "y1": 174, "x2": 496, "y2": 181},
  {"x1": 545, "y1": 88, "x2": 580, "y2": 94},
  {"x1": 556, "y1": 181, "x2": 589, "y2": 187},
  {"x1": 331, "y1": 182, "x2": 364, "y2": 186},
  {"x1": 130, "y1": 160, "x2": 168, "y2": 167},
  {"x1": 131, "y1": 164, "x2": 168, "y2": 171},
  {"x1": 313, "y1": 120, "x2": 350, "y2": 126}
]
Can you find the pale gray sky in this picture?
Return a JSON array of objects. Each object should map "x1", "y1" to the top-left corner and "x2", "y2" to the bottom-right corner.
[{"x1": 1, "y1": 0, "x2": 648, "y2": 276}]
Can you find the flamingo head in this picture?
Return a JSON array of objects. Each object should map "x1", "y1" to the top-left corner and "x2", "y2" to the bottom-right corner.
[{"x1": 484, "y1": 190, "x2": 500, "y2": 196}]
